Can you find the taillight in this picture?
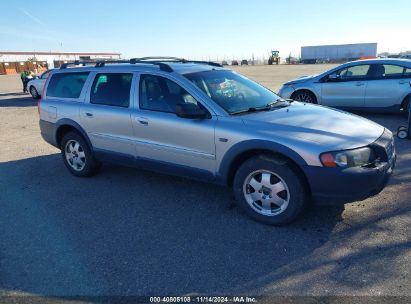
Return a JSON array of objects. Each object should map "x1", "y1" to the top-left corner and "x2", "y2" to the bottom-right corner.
[{"x1": 38, "y1": 73, "x2": 51, "y2": 115}]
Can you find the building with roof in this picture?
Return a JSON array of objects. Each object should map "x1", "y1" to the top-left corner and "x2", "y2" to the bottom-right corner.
[{"x1": 0, "y1": 51, "x2": 121, "y2": 75}]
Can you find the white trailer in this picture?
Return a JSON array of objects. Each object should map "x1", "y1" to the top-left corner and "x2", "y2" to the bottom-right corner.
[{"x1": 301, "y1": 43, "x2": 377, "y2": 63}]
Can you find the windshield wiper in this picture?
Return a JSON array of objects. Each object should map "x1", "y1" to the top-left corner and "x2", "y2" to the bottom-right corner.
[
  {"x1": 230, "y1": 99, "x2": 293, "y2": 115},
  {"x1": 230, "y1": 107, "x2": 270, "y2": 115},
  {"x1": 272, "y1": 98, "x2": 294, "y2": 105},
  {"x1": 264, "y1": 98, "x2": 293, "y2": 107}
]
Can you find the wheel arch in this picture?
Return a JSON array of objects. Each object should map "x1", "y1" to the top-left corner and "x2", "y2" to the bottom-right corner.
[
  {"x1": 55, "y1": 119, "x2": 93, "y2": 152},
  {"x1": 218, "y1": 140, "x2": 309, "y2": 188}
]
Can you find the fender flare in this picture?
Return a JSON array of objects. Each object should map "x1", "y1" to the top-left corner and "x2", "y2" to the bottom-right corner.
[
  {"x1": 217, "y1": 139, "x2": 307, "y2": 185},
  {"x1": 55, "y1": 119, "x2": 93, "y2": 152}
]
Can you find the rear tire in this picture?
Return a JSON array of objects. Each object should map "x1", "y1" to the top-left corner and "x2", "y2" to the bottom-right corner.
[
  {"x1": 60, "y1": 131, "x2": 101, "y2": 177},
  {"x1": 292, "y1": 90, "x2": 317, "y2": 104},
  {"x1": 233, "y1": 154, "x2": 308, "y2": 225}
]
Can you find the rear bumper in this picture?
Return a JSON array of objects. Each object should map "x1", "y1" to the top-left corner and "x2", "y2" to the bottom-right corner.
[
  {"x1": 303, "y1": 155, "x2": 396, "y2": 205},
  {"x1": 39, "y1": 119, "x2": 58, "y2": 148}
]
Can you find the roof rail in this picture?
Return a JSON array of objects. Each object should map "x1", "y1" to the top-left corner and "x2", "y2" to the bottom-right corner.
[
  {"x1": 59, "y1": 59, "x2": 173, "y2": 72},
  {"x1": 129, "y1": 59, "x2": 174, "y2": 72},
  {"x1": 59, "y1": 60, "x2": 98, "y2": 69},
  {"x1": 59, "y1": 57, "x2": 223, "y2": 71},
  {"x1": 131, "y1": 57, "x2": 223, "y2": 68},
  {"x1": 94, "y1": 60, "x2": 131, "y2": 67},
  {"x1": 135, "y1": 56, "x2": 183, "y2": 61},
  {"x1": 97, "y1": 59, "x2": 174, "y2": 72},
  {"x1": 182, "y1": 60, "x2": 223, "y2": 67}
]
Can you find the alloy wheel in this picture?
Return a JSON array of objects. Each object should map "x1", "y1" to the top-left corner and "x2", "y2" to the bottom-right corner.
[
  {"x1": 65, "y1": 140, "x2": 86, "y2": 171},
  {"x1": 295, "y1": 92, "x2": 313, "y2": 103},
  {"x1": 243, "y1": 170, "x2": 290, "y2": 216}
]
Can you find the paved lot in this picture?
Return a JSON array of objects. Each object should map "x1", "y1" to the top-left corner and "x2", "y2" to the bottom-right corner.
[
  {"x1": 0, "y1": 65, "x2": 410, "y2": 299},
  {"x1": 230, "y1": 64, "x2": 338, "y2": 92}
]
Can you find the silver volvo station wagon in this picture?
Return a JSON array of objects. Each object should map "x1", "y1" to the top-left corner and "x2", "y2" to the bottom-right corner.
[{"x1": 39, "y1": 57, "x2": 396, "y2": 225}]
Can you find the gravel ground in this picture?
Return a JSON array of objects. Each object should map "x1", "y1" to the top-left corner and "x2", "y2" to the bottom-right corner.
[{"x1": 0, "y1": 65, "x2": 410, "y2": 301}]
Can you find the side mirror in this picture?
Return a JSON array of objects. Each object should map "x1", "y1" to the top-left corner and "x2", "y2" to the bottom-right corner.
[
  {"x1": 328, "y1": 73, "x2": 339, "y2": 81},
  {"x1": 176, "y1": 103, "x2": 209, "y2": 119}
]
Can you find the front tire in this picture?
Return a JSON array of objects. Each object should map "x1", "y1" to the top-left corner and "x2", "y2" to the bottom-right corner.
[
  {"x1": 233, "y1": 155, "x2": 308, "y2": 225},
  {"x1": 292, "y1": 90, "x2": 317, "y2": 104},
  {"x1": 61, "y1": 132, "x2": 101, "y2": 177},
  {"x1": 30, "y1": 86, "x2": 40, "y2": 99}
]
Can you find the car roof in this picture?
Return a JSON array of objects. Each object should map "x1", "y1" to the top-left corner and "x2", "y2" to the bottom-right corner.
[
  {"x1": 345, "y1": 58, "x2": 411, "y2": 66},
  {"x1": 52, "y1": 62, "x2": 226, "y2": 75}
]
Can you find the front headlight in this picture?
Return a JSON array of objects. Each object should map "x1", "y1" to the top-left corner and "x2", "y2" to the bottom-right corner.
[{"x1": 320, "y1": 147, "x2": 377, "y2": 168}]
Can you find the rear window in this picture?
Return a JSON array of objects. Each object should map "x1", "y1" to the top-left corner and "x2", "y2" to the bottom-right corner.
[{"x1": 47, "y1": 72, "x2": 89, "y2": 99}]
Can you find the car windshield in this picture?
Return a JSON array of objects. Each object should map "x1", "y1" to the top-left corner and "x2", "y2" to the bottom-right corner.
[{"x1": 184, "y1": 70, "x2": 281, "y2": 114}]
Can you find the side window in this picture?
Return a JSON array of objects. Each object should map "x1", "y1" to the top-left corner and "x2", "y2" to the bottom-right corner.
[
  {"x1": 47, "y1": 72, "x2": 89, "y2": 98},
  {"x1": 336, "y1": 65, "x2": 371, "y2": 81},
  {"x1": 403, "y1": 67, "x2": 411, "y2": 78},
  {"x1": 373, "y1": 64, "x2": 404, "y2": 79},
  {"x1": 139, "y1": 74, "x2": 200, "y2": 113},
  {"x1": 41, "y1": 70, "x2": 51, "y2": 79},
  {"x1": 90, "y1": 73, "x2": 132, "y2": 107}
]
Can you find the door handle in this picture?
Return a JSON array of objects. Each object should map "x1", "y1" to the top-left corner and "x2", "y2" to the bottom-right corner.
[
  {"x1": 136, "y1": 117, "x2": 148, "y2": 125},
  {"x1": 399, "y1": 80, "x2": 406, "y2": 84},
  {"x1": 85, "y1": 112, "x2": 93, "y2": 117},
  {"x1": 356, "y1": 82, "x2": 365, "y2": 86}
]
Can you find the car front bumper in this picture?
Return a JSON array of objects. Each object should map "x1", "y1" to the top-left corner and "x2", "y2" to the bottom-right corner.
[{"x1": 302, "y1": 154, "x2": 396, "y2": 205}]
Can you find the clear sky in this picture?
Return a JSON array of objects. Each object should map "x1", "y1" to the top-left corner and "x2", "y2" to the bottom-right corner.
[{"x1": 1, "y1": 0, "x2": 410, "y2": 60}]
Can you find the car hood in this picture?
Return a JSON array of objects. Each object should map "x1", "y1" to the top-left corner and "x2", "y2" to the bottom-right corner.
[
  {"x1": 241, "y1": 102, "x2": 385, "y2": 150},
  {"x1": 283, "y1": 75, "x2": 316, "y2": 86}
]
